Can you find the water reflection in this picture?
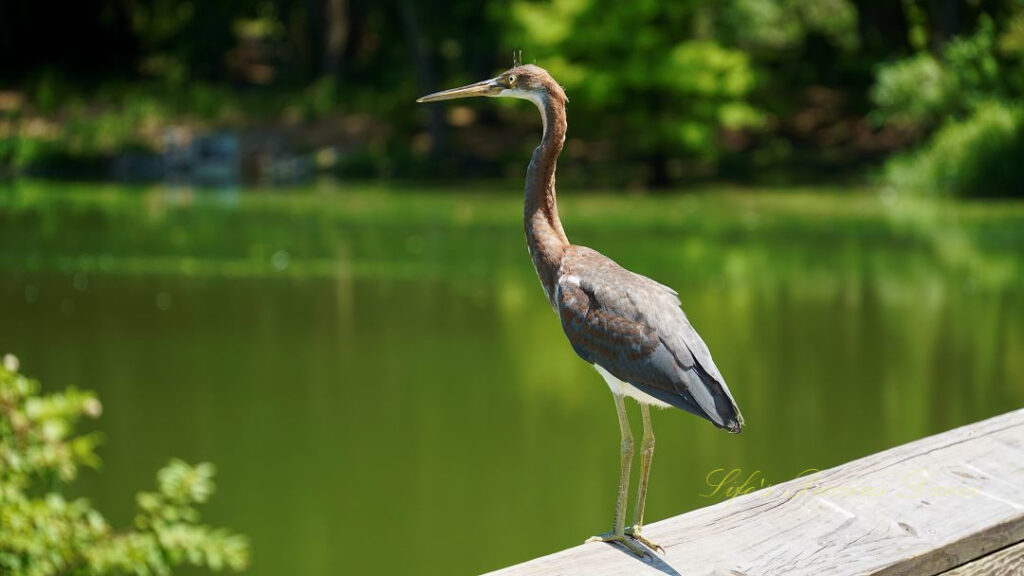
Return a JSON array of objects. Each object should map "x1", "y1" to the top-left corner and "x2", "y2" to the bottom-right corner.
[{"x1": 0, "y1": 186, "x2": 1022, "y2": 574}]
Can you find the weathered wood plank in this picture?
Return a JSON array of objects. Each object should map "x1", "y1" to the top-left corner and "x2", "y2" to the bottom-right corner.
[
  {"x1": 487, "y1": 408, "x2": 1024, "y2": 576},
  {"x1": 939, "y1": 541, "x2": 1024, "y2": 576}
]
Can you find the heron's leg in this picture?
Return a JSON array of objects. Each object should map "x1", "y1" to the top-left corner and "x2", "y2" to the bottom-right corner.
[
  {"x1": 632, "y1": 404, "x2": 655, "y2": 529},
  {"x1": 626, "y1": 404, "x2": 664, "y2": 553},
  {"x1": 586, "y1": 394, "x2": 647, "y2": 557},
  {"x1": 611, "y1": 392, "x2": 633, "y2": 535}
]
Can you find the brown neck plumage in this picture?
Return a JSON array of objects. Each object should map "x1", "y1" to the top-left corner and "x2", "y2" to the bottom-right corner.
[{"x1": 524, "y1": 90, "x2": 570, "y2": 307}]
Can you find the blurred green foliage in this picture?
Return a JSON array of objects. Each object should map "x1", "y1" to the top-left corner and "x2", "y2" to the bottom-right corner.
[
  {"x1": 0, "y1": 356, "x2": 249, "y2": 576},
  {"x1": 510, "y1": 0, "x2": 760, "y2": 179},
  {"x1": 884, "y1": 101, "x2": 1024, "y2": 198},
  {"x1": 505, "y1": 0, "x2": 864, "y2": 182},
  {"x1": 871, "y1": 53, "x2": 947, "y2": 127},
  {"x1": 871, "y1": 16, "x2": 1021, "y2": 129},
  {"x1": 872, "y1": 13, "x2": 1024, "y2": 197},
  {"x1": 0, "y1": 0, "x2": 1022, "y2": 191}
]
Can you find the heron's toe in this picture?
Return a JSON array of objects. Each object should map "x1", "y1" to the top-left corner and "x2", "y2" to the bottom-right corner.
[
  {"x1": 625, "y1": 525, "x2": 665, "y2": 555},
  {"x1": 585, "y1": 532, "x2": 651, "y2": 558}
]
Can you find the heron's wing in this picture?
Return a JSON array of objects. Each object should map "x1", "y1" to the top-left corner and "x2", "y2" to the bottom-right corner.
[{"x1": 556, "y1": 247, "x2": 743, "y2": 432}]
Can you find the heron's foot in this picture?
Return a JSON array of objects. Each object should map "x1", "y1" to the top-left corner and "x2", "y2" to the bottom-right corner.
[
  {"x1": 585, "y1": 532, "x2": 651, "y2": 558},
  {"x1": 626, "y1": 524, "x2": 664, "y2": 554}
]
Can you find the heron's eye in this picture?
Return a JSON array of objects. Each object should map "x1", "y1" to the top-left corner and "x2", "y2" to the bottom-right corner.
[{"x1": 508, "y1": 75, "x2": 517, "y2": 87}]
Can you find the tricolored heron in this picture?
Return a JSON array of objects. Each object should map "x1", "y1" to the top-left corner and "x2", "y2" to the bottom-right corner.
[{"x1": 417, "y1": 64, "x2": 743, "y2": 557}]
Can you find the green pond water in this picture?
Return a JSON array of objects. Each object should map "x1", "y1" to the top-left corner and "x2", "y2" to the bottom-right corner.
[{"x1": 1, "y1": 181, "x2": 1023, "y2": 574}]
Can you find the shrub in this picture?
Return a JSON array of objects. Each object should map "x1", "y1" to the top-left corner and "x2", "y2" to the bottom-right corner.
[
  {"x1": 884, "y1": 101, "x2": 1024, "y2": 198},
  {"x1": 871, "y1": 16, "x2": 1021, "y2": 131},
  {"x1": 0, "y1": 354, "x2": 249, "y2": 576},
  {"x1": 944, "y1": 17, "x2": 1004, "y2": 106},
  {"x1": 870, "y1": 52, "x2": 948, "y2": 129}
]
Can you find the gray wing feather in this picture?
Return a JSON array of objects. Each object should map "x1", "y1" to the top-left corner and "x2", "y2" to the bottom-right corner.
[{"x1": 556, "y1": 247, "x2": 743, "y2": 432}]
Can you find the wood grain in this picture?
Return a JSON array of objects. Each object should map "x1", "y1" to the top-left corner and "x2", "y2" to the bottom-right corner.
[
  {"x1": 487, "y1": 408, "x2": 1024, "y2": 576},
  {"x1": 940, "y1": 541, "x2": 1024, "y2": 575}
]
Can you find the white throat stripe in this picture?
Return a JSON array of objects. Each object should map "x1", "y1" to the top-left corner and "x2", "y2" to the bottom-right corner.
[{"x1": 500, "y1": 89, "x2": 549, "y2": 135}]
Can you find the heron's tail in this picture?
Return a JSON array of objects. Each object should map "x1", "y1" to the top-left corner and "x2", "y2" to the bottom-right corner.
[
  {"x1": 704, "y1": 368, "x2": 743, "y2": 433},
  {"x1": 631, "y1": 366, "x2": 744, "y2": 434}
]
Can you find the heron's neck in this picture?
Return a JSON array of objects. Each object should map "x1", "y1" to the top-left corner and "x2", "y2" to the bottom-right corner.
[{"x1": 524, "y1": 93, "x2": 569, "y2": 306}]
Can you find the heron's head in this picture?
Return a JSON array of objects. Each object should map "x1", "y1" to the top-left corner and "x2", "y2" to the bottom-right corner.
[{"x1": 416, "y1": 64, "x2": 566, "y2": 110}]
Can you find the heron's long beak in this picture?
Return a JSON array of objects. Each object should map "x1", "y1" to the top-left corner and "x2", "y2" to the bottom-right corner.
[{"x1": 416, "y1": 78, "x2": 502, "y2": 103}]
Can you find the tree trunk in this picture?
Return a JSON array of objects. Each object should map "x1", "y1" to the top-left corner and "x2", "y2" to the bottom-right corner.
[
  {"x1": 928, "y1": 0, "x2": 960, "y2": 52},
  {"x1": 322, "y1": 0, "x2": 349, "y2": 75},
  {"x1": 398, "y1": 0, "x2": 448, "y2": 158}
]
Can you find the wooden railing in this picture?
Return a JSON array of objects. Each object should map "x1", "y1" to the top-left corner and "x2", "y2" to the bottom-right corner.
[{"x1": 487, "y1": 408, "x2": 1024, "y2": 576}]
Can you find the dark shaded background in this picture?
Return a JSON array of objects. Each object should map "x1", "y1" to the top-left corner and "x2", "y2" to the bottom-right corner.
[{"x1": 1, "y1": 0, "x2": 1021, "y2": 188}]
